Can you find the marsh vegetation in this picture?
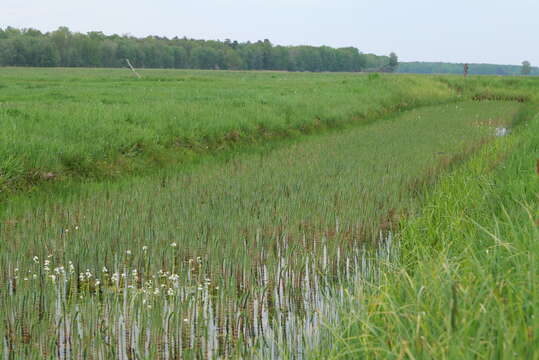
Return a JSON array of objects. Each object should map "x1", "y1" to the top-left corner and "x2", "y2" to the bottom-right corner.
[{"x1": 1, "y1": 69, "x2": 538, "y2": 358}]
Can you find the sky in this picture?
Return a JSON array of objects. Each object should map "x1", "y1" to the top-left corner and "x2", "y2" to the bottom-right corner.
[{"x1": 1, "y1": 0, "x2": 537, "y2": 66}]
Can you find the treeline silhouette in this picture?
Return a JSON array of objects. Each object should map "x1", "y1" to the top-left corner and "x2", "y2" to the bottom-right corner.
[
  {"x1": 0, "y1": 27, "x2": 393, "y2": 72},
  {"x1": 398, "y1": 62, "x2": 538, "y2": 76}
]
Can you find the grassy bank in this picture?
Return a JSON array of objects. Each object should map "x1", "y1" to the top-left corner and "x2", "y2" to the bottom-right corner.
[{"x1": 314, "y1": 108, "x2": 539, "y2": 359}]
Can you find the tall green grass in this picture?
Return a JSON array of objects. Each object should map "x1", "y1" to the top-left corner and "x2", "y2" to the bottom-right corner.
[
  {"x1": 3, "y1": 68, "x2": 538, "y2": 198},
  {"x1": 2, "y1": 68, "x2": 538, "y2": 358},
  {"x1": 0, "y1": 101, "x2": 525, "y2": 358},
  {"x1": 0, "y1": 68, "x2": 459, "y2": 195},
  {"x1": 1, "y1": 101, "x2": 517, "y2": 269},
  {"x1": 313, "y1": 108, "x2": 539, "y2": 359}
]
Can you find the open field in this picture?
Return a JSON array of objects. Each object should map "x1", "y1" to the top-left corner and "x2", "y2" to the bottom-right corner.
[
  {"x1": 1, "y1": 68, "x2": 538, "y2": 196},
  {"x1": 1, "y1": 68, "x2": 538, "y2": 358},
  {"x1": 0, "y1": 68, "x2": 450, "y2": 195}
]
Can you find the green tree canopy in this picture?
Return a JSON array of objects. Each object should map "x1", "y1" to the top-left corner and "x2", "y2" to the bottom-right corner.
[
  {"x1": 0, "y1": 26, "x2": 392, "y2": 72},
  {"x1": 521, "y1": 61, "x2": 531, "y2": 75},
  {"x1": 388, "y1": 52, "x2": 399, "y2": 72}
]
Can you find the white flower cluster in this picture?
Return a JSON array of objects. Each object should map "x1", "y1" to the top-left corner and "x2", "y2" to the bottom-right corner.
[
  {"x1": 14, "y1": 258, "x2": 218, "y2": 304},
  {"x1": 79, "y1": 269, "x2": 93, "y2": 281}
]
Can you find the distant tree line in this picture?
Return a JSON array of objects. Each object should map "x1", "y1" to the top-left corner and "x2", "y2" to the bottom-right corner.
[
  {"x1": 0, "y1": 27, "x2": 394, "y2": 72},
  {"x1": 398, "y1": 61, "x2": 539, "y2": 76}
]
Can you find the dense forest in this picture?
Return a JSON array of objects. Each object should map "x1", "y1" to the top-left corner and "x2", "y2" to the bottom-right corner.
[
  {"x1": 0, "y1": 27, "x2": 393, "y2": 72},
  {"x1": 398, "y1": 61, "x2": 539, "y2": 76}
]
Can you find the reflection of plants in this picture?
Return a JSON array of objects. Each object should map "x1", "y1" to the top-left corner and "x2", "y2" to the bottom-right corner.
[{"x1": 4, "y1": 238, "x2": 394, "y2": 358}]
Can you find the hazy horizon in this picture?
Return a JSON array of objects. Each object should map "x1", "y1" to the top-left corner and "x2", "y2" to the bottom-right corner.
[{"x1": 2, "y1": 0, "x2": 537, "y2": 66}]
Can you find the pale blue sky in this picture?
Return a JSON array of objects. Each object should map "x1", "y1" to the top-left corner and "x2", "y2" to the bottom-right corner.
[{"x1": 1, "y1": 0, "x2": 537, "y2": 65}]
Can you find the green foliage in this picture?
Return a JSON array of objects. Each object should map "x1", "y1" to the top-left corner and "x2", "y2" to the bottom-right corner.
[
  {"x1": 522, "y1": 60, "x2": 532, "y2": 75},
  {"x1": 0, "y1": 26, "x2": 390, "y2": 72},
  {"x1": 367, "y1": 72, "x2": 380, "y2": 81},
  {"x1": 388, "y1": 52, "x2": 399, "y2": 71}
]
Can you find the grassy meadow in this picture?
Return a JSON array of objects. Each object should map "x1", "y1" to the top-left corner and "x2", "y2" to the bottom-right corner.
[
  {"x1": 1, "y1": 67, "x2": 537, "y2": 195},
  {"x1": 0, "y1": 68, "x2": 450, "y2": 195},
  {"x1": 0, "y1": 68, "x2": 538, "y2": 358}
]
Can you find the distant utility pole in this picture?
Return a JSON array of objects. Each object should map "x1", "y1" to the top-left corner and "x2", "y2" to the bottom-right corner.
[
  {"x1": 463, "y1": 63, "x2": 469, "y2": 77},
  {"x1": 125, "y1": 59, "x2": 142, "y2": 78}
]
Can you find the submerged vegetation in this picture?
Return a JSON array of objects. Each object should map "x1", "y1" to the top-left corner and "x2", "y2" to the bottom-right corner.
[{"x1": 0, "y1": 67, "x2": 538, "y2": 358}]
